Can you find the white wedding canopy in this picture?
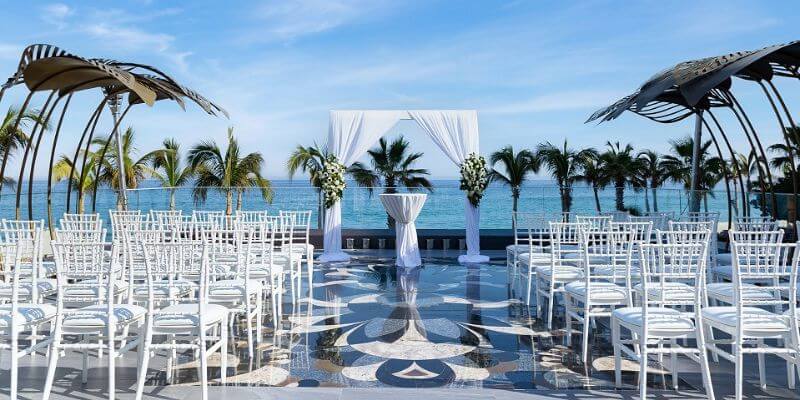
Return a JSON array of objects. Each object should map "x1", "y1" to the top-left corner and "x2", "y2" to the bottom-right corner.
[{"x1": 319, "y1": 109, "x2": 490, "y2": 264}]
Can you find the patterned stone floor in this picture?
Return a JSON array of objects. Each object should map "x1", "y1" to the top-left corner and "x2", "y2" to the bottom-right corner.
[{"x1": 157, "y1": 252, "x2": 696, "y2": 391}]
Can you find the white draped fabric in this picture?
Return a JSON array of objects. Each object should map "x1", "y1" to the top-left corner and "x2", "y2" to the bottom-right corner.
[
  {"x1": 406, "y1": 111, "x2": 488, "y2": 263},
  {"x1": 380, "y1": 193, "x2": 427, "y2": 267},
  {"x1": 319, "y1": 109, "x2": 488, "y2": 264}
]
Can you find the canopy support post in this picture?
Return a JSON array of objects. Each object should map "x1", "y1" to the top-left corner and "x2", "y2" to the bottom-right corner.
[
  {"x1": 110, "y1": 95, "x2": 129, "y2": 210},
  {"x1": 689, "y1": 110, "x2": 703, "y2": 213}
]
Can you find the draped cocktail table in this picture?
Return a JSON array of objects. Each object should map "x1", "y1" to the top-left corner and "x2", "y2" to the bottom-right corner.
[{"x1": 379, "y1": 193, "x2": 427, "y2": 267}]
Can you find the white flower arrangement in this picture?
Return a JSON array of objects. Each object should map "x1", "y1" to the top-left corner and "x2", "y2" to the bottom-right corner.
[
  {"x1": 459, "y1": 153, "x2": 488, "y2": 207},
  {"x1": 321, "y1": 154, "x2": 346, "y2": 209}
]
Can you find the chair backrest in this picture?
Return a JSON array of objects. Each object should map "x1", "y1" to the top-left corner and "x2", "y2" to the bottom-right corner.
[
  {"x1": 638, "y1": 241, "x2": 708, "y2": 309},
  {"x1": 733, "y1": 218, "x2": 779, "y2": 232},
  {"x1": 280, "y1": 210, "x2": 312, "y2": 247},
  {"x1": 235, "y1": 210, "x2": 267, "y2": 224},
  {"x1": 140, "y1": 241, "x2": 208, "y2": 317},
  {"x1": 661, "y1": 221, "x2": 713, "y2": 244},
  {"x1": 631, "y1": 214, "x2": 670, "y2": 231},
  {"x1": 55, "y1": 227, "x2": 107, "y2": 243},
  {"x1": 548, "y1": 222, "x2": 583, "y2": 265},
  {"x1": 579, "y1": 227, "x2": 635, "y2": 286},
  {"x1": 576, "y1": 215, "x2": 612, "y2": 231},
  {"x1": 729, "y1": 239, "x2": 798, "y2": 315},
  {"x1": 600, "y1": 211, "x2": 631, "y2": 222},
  {"x1": 729, "y1": 229, "x2": 784, "y2": 244},
  {"x1": 150, "y1": 210, "x2": 182, "y2": 229},
  {"x1": 0, "y1": 243, "x2": 26, "y2": 309},
  {"x1": 51, "y1": 241, "x2": 115, "y2": 308},
  {"x1": 611, "y1": 221, "x2": 653, "y2": 245},
  {"x1": 0, "y1": 221, "x2": 45, "y2": 297},
  {"x1": 59, "y1": 217, "x2": 103, "y2": 233},
  {"x1": 512, "y1": 212, "x2": 550, "y2": 249},
  {"x1": 110, "y1": 210, "x2": 147, "y2": 243}
]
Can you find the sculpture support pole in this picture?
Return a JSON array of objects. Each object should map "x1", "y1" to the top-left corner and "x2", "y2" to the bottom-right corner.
[
  {"x1": 29, "y1": 94, "x2": 72, "y2": 221},
  {"x1": 758, "y1": 81, "x2": 798, "y2": 224},
  {"x1": 110, "y1": 96, "x2": 128, "y2": 210},
  {"x1": 702, "y1": 119, "x2": 734, "y2": 228},
  {"x1": 706, "y1": 111, "x2": 749, "y2": 217},
  {"x1": 689, "y1": 110, "x2": 703, "y2": 213},
  {"x1": 728, "y1": 92, "x2": 779, "y2": 217},
  {"x1": 67, "y1": 99, "x2": 106, "y2": 212},
  {"x1": 14, "y1": 91, "x2": 57, "y2": 218}
]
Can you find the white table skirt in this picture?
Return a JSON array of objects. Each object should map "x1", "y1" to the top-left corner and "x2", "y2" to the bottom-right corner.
[{"x1": 380, "y1": 193, "x2": 427, "y2": 267}]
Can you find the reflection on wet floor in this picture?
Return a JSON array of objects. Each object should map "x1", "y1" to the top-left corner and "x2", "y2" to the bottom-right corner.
[{"x1": 149, "y1": 254, "x2": 698, "y2": 391}]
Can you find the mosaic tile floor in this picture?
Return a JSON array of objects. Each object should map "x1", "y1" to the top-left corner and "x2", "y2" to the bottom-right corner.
[{"x1": 154, "y1": 253, "x2": 700, "y2": 391}]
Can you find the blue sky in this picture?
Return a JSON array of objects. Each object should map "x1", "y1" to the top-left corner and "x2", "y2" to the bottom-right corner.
[{"x1": 1, "y1": 0, "x2": 798, "y2": 179}]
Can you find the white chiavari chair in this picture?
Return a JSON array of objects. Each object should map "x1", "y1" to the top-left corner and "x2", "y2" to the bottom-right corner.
[
  {"x1": 536, "y1": 222, "x2": 584, "y2": 330},
  {"x1": 612, "y1": 242, "x2": 715, "y2": 400},
  {"x1": 702, "y1": 240, "x2": 800, "y2": 400},
  {"x1": 0, "y1": 242, "x2": 57, "y2": 400},
  {"x1": 511, "y1": 213, "x2": 552, "y2": 305},
  {"x1": 235, "y1": 210, "x2": 267, "y2": 224},
  {"x1": 135, "y1": 241, "x2": 228, "y2": 400},
  {"x1": 706, "y1": 230, "x2": 784, "y2": 306},
  {"x1": 280, "y1": 210, "x2": 315, "y2": 296},
  {"x1": 206, "y1": 222, "x2": 263, "y2": 359},
  {"x1": 0, "y1": 222, "x2": 55, "y2": 304},
  {"x1": 576, "y1": 215, "x2": 612, "y2": 231},
  {"x1": 644, "y1": 211, "x2": 674, "y2": 230},
  {"x1": 600, "y1": 210, "x2": 631, "y2": 222},
  {"x1": 565, "y1": 227, "x2": 634, "y2": 362},
  {"x1": 269, "y1": 214, "x2": 302, "y2": 302},
  {"x1": 43, "y1": 240, "x2": 146, "y2": 400},
  {"x1": 683, "y1": 211, "x2": 720, "y2": 267}
]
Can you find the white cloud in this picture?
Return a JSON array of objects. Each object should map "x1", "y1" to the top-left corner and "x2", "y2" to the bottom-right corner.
[
  {"x1": 252, "y1": 0, "x2": 394, "y2": 41},
  {"x1": 41, "y1": 3, "x2": 73, "y2": 29},
  {"x1": 84, "y1": 24, "x2": 174, "y2": 52}
]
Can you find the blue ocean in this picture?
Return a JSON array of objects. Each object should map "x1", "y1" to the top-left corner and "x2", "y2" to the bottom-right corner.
[{"x1": 1, "y1": 180, "x2": 740, "y2": 230}]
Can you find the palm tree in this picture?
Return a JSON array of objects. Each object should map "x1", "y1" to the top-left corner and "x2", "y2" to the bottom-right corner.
[
  {"x1": 348, "y1": 136, "x2": 433, "y2": 228},
  {"x1": 576, "y1": 151, "x2": 606, "y2": 213},
  {"x1": 489, "y1": 145, "x2": 538, "y2": 229},
  {"x1": 636, "y1": 150, "x2": 665, "y2": 213},
  {"x1": 599, "y1": 141, "x2": 639, "y2": 211},
  {"x1": 287, "y1": 143, "x2": 327, "y2": 227},
  {"x1": 188, "y1": 127, "x2": 273, "y2": 215},
  {"x1": 52, "y1": 153, "x2": 98, "y2": 213},
  {"x1": 92, "y1": 127, "x2": 159, "y2": 209},
  {"x1": 0, "y1": 106, "x2": 44, "y2": 185},
  {"x1": 151, "y1": 138, "x2": 193, "y2": 210},
  {"x1": 661, "y1": 136, "x2": 724, "y2": 212},
  {"x1": 535, "y1": 140, "x2": 594, "y2": 213}
]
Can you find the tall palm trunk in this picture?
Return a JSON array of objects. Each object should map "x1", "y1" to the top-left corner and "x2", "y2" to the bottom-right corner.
[
  {"x1": 511, "y1": 186, "x2": 520, "y2": 231},
  {"x1": 225, "y1": 189, "x2": 233, "y2": 215},
  {"x1": 651, "y1": 186, "x2": 659, "y2": 212},
  {"x1": 236, "y1": 190, "x2": 243, "y2": 211},
  {"x1": 615, "y1": 179, "x2": 625, "y2": 211},
  {"x1": 560, "y1": 186, "x2": 573, "y2": 213},
  {"x1": 169, "y1": 189, "x2": 176, "y2": 210},
  {"x1": 643, "y1": 189, "x2": 651, "y2": 213},
  {"x1": 384, "y1": 177, "x2": 397, "y2": 229},
  {"x1": 592, "y1": 186, "x2": 601, "y2": 213}
]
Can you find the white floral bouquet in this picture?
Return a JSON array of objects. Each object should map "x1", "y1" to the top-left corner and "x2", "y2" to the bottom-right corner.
[
  {"x1": 321, "y1": 154, "x2": 346, "y2": 209},
  {"x1": 459, "y1": 153, "x2": 488, "y2": 207}
]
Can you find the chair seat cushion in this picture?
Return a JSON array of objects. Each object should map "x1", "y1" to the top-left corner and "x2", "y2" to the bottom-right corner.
[
  {"x1": 612, "y1": 307, "x2": 695, "y2": 333},
  {"x1": 537, "y1": 265, "x2": 583, "y2": 281},
  {"x1": 565, "y1": 281, "x2": 628, "y2": 303},
  {"x1": 153, "y1": 303, "x2": 228, "y2": 328},
  {"x1": 62, "y1": 304, "x2": 146, "y2": 328},
  {"x1": 706, "y1": 282, "x2": 775, "y2": 303},
  {"x1": 209, "y1": 279, "x2": 263, "y2": 297},
  {"x1": 634, "y1": 281, "x2": 696, "y2": 301},
  {"x1": 518, "y1": 252, "x2": 551, "y2": 265},
  {"x1": 594, "y1": 265, "x2": 639, "y2": 279},
  {"x1": 0, "y1": 303, "x2": 57, "y2": 326},
  {"x1": 63, "y1": 279, "x2": 129, "y2": 298},
  {"x1": 702, "y1": 306, "x2": 791, "y2": 333},
  {"x1": 132, "y1": 283, "x2": 194, "y2": 298},
  {"x1": 0, "y1": 279, "x2": 58, "y2": 297}
]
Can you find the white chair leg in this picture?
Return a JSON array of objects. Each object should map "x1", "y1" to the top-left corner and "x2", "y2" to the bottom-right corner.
[
  {"x1": 546, "y1": 291, "x2": 555, "y2": 330},
  {"x1": 696, "y1": 329, "x2": 716, "y2": 400},
  {"x1": 42, "y1": 324, "x2": 62, "y2": 400},
  {"x1": 221, "y1": 318, "x2": 228, "y2": 384},
  {"x1": 581, "y1": 310, "x2": 590, "y2": 364},
  {"x1": 135, "y1": 326, "x2": 153, "y2": 400},
  {"x1": 611, "y1": 318, "x2": 622, "y2": 388},
  {"x1": 734, "y1": 341, "x2": 743, "y2": 400},
  {"x1": 10, "y1": 330, "x2": 18, "y2": 400},
  {"x1": 200, "y1": 335, "x2": 209, "y2": 400},
  {"x1": 639, "y1": 343, "x2": 648, "y2": 399},
  {"x1": 757, "y1": 339, "x2": 766, "y2": 390}
]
